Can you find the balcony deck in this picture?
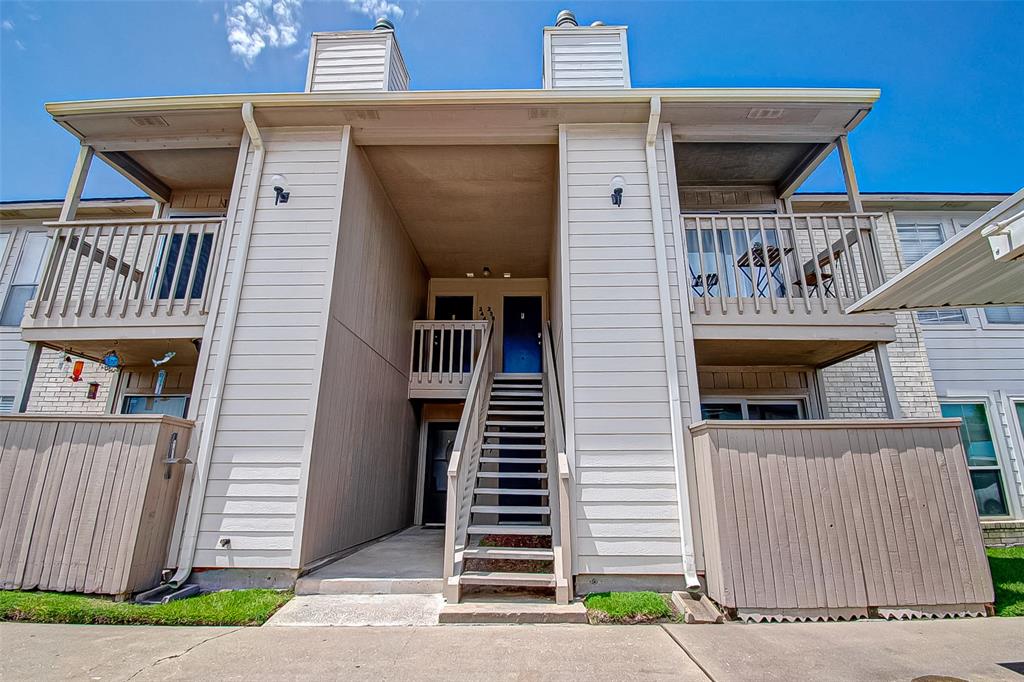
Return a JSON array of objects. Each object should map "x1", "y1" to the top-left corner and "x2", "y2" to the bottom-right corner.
[
  {"x1": 20, "y1": 218, "x2": 226, "y2": 344},
  {"x1": 408, "y1": 320, "x2": 490, "y2": 399},
  {"x1": 680, "y1": 213, "x2": 897, "y2": 365}
]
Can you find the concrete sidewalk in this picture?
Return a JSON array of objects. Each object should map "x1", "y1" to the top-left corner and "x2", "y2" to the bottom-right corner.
[{"x1": 2, "y1": 618, "x2": 1022, "y2": 681}]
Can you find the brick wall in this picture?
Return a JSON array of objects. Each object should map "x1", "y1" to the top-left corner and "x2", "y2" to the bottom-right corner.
[
  {"x1": 26, "y1": 349, "x2": 115, "y2": 414},
  {"x1": 823, "y1": 212, "x2": 941, "y2": 419},
  {"x1": 982, "y1": 520, "x2": 1024, "y2": 548}
]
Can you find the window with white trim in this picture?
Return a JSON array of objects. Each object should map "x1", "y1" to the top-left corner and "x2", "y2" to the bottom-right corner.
[
  {"x1": 896, "y1": 221, "x2": 967, "y2": 324},
  {"x1": 940, "y1": 401, "x2": 1008, "y2": 516},
  {"x1": 983, "y1": 306, "x2": 1024, "y2": 325},
  {"x1": 700, "y1": 399, "x2": 805, "y2": 420},
  {"x1": 0, "y1": 232, "x2": 49, "y2": 327}
]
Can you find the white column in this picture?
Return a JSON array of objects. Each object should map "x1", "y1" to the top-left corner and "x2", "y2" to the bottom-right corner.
[
  {"x1": 59, "y1": 145, "x2": 94, "y2": 222},
  {"x1": 874, "y1": 342, "x2": 902, "y2": 419},
  {"x1": 836, "y1": 135, "x2": 864, "y2": 213}
]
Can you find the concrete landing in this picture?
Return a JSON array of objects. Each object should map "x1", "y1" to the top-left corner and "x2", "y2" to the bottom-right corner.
[
  {"x1": 266, "y1": 595, "x2": 443, "y2": 627},
  {"x1": 296, "y1": 527, "x2": 444, "y2": 595},
  {"x1": 440, "y1": 601, "x2": 588, "y2": 624}
]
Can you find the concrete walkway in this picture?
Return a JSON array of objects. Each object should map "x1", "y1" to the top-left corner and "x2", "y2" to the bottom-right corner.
[{"x1": 3, "y1": 618, "x2": 1023, "y2": 681}]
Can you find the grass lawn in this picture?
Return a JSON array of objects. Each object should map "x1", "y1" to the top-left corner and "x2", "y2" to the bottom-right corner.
[
  {"x1": 988, "y1": 546, "x2": 1024, "y2": 617},
  {"x1": 0, "y1": 589, "x2": 292, "y2": 626},
  {"x1": 584, "y1": 591, "x2": 674, "y2": 624}
]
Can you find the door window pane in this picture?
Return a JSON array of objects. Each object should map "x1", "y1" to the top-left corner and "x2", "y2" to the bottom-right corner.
[
  {"x1": 122, "y1": 395, "x2": 188, "y2": 418},
  {"x1": 701, "y1": 403, "x2": 743, "y2": 420},
  {"x1": 1, "y1": 232, "x2": 49, "y2": 327},
  {"x1": 0, "y1": 285, "x2": 35, "y2": 326},
  {"x1": 748, "y1": 402, "x2": 802, "y2": 420}
]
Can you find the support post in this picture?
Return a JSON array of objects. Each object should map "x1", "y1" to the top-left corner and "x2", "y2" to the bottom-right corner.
[
  {"x1": 874, "y1": 342, "x2": 902, "y2": 419},
  {"x1": 59, "y1": 145, "x2": 94, "y2": 222},
  {"x1": 813, "y1": 367, "x2": 830, "y2": 418},
  {"x1": 836, "y1": 135, "x2": 863, "y2": 213},
  {"x1": 15, "y1": 343, "x2": 43, "y2": 413}
]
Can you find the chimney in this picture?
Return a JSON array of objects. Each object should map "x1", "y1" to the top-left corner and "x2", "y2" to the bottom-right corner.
[
  {"x1": 542, "y1": 9, "x2": 630, "y2": 89},
  {"x1": 305, "y1": 17, "x2": 409, "y2": 93}
]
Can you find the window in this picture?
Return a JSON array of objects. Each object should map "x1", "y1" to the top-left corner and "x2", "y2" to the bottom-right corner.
[
  {"x1": 940, "y1": 402, "x2": 1008, "y2": 516},
  {"x1": 701, "y1": 399, "x2": 805, "y2": 420},
  {"x1": 896, "y1": 222, "x2": 967, "y2": 325},
  {"x1": 0, "y1": 232, "x2": 49, "y2": 327},
  {"x1": 984, "y1": 306, "x2": 1024, "y2": 325},
  {"x1": 122, "y1": 395, "x2": 189, "y2": 418}
]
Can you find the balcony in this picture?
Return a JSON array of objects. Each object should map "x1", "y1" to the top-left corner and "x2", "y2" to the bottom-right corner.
[
  {"x1": 690, "y1": 418, "x2": 994, "y2": 620},
  {"x1": 680, "y1": 213, "x2": 898, "y2": 365},
  {"x1": 409, "y1": 320, "x2": 490, "y2": 399},
  {"x1": 21, "y1": 218, "x2": 226, "y2": 344}
]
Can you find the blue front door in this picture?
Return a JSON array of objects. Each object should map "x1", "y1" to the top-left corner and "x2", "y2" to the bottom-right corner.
[{"x1": 502, "y1": 296, "x2": 542, "y2": 373}]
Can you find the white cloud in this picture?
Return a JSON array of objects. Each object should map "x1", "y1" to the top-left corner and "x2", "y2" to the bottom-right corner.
[
  {"x1": 2, "y1": 19, "x2": 14, "y2": 30},
  {"x1": 14, "y1": 39, "x2": 25, "y2": 50},
  {"x1": 212, "y1": 11, "x2": 220, "y2": 23},
  {"x1": 226, "y1": 0, "x2": 302, "y2": 66},
  {"x1": 344, "y1": 0, "x2": 404, "y2": 19}
]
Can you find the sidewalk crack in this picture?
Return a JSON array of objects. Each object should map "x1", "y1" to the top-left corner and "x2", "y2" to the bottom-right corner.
[
  {"x1": 125, "y1": 628, "x2": 242, "y2": 680},
  {"x1": 660, "y1": 624, "x2": 716, "y2": 682}
]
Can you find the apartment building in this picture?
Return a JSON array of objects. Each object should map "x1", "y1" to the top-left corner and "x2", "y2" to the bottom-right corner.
[{"x1": 0, "y1": 11, "x2": 998, "y2": 620}]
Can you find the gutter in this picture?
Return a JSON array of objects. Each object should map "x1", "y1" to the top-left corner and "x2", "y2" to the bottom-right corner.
[
  {"x1": 644, "y1": 95, "x2": 701, "y2": 589},
  {"x1": 45, "y1": 87, "x2": 882, "y2": 117},
  {"x1": 166, "y1": 102, "x2": 266, "y2": 588}
]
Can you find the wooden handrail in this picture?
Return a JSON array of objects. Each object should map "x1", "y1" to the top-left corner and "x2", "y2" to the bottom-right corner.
[
  {"x1": 43, "y1": 218, "x2": 225, "y2": 227},
  {"x1": 442, "y1": 321, "x2": 494, "y2": 600},
  {"x1": 542, "y1": 320, "x2": 573, "y2": 604}
]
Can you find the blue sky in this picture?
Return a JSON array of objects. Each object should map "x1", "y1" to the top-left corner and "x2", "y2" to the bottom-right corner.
[{"x1": 1, "y1": 1, "x2": 1021, "y2": 201}]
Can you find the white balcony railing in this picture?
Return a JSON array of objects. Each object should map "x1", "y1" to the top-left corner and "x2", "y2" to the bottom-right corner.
[
  {"x1": 408, "y1": 320, "x2": 490, "y2": 399},
  {"x1": 681, "y1": 213, "x2": 888, "y2": 315},
  {"x1": 25, "y1": 218, "x2": 226, "y2": 332}
]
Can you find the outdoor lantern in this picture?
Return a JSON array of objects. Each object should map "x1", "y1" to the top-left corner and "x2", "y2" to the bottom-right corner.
[
  {"x1": 610, "y1": 175, "x2": 625, "y2": 206},
  {"x1": 271, "y1": 174, "x2": 291, "y2": 205}
]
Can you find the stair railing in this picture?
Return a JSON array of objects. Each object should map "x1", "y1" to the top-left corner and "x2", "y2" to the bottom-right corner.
[
  {"x1": 543, "y1": 321, "x2": 573, "y2": 604},
  {"x1": 442, "y1": 320, "x2": 494, "y2": 602}
]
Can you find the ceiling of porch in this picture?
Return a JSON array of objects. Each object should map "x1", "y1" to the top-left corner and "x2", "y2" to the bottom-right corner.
[{"x1": 363, "y1": 144, "x2": 557, "y2": 278}]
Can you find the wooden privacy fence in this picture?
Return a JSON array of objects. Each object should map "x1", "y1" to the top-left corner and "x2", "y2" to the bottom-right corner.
[
  {"x1": 691, "y1": 419, "x2": 994, "y2": 621},
  {"x1": 0, "y1": 415, "x2": 193, "y2": 597}
]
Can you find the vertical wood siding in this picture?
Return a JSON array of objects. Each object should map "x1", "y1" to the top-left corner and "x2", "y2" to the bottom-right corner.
[
  {"x1": 545, "y1": 28, "x2": 629, "y2": 89},
  {"x1": 678, "y1": 185, "x2": 779, "y2": 212},
  {"x1": 299, "y1": 144, "x2": 427, "y2": 566},
  {"x1": 692, "y1": 420, "x2": 994, "y2": 620},
  {"x1": 0, "y1": 415, "x2": 191, "y2": 595},
  {"x1": 170, "y1": 189, "x2": 229, "y2": 212},
  {"x1": 565, "y1": 125, "x2": 688, "y2": 575},
  {"x1": 194, "y1": 130, "x2": 343, "y2": 568},
  {"x1": 308, "y1": 33, "x2": 408, "y2": 93}
]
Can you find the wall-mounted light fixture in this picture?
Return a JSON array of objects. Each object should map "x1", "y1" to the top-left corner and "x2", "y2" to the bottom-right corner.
[
  {"x1": 482, "y1": 266, "x2": 492, "y2": 277},
  {"x1": 271, "y1": 174, "x2": 291, "y2": 205},
  {"x1": 610, "y1": 175, "x2": 625, "y2": 206}
]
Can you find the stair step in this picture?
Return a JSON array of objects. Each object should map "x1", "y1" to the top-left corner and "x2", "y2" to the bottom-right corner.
[
  {"x1": 487, "y1": 410, "x2": 544, "y2": 417},
  {"x1": 468, "y1": 524, "x2": 552, "y2": 536},
  {"x1": 490, "y1": 401, "x2": 543, "y2": 407},
  {"x1": 477, "y1": 471, "x2": 546, "y2": 479},
  {"x1": 475, "y1": 487, "x2": 549, "y2": 496},
  {"x1": 494, "y1": 373, "x2": 542, "y2": 380},
  {"x1": 460, "y1": 571, "x2": 556, "y2": 588},
  {"x1": 479, "y1": 457, "x2": 546, "y2": 464},
  {"x1": 482, "y1": 443, "x2": 545, "y2": 450},
  {"x1": 484, "y1": 431, "x2": 546, "y2": 439},
  {"x1": 491, "y1": 391, "x2": 543, "y2": 397},
  {"x1": 471, "y1": 505, "x2": 550, "y2": 515},
  {"x1": 491, "y1": 384, "x2": 543, "y2": 390},
  {"x1": 486, "y1": 421, "x2": 545, "y2": 427},
  {"x1": 463, "y1": 546, "x2": 554, "y2": 561}
]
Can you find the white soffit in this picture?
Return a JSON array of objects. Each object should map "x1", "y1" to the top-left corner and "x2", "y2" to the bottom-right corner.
[{"x1": 849, "y1": 188, "x2": 1024, "y2": 313}]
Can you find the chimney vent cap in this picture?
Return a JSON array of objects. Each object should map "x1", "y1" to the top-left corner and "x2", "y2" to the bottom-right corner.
[
  {"x1": 374, "y1": 17, "x2": 395, "y2": 31},
  {"x1": 555, "y1": 9, "x2": 578, "y2": 27}
]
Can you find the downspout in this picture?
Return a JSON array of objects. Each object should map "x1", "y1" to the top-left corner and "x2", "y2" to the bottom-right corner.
[
  {"x1": 643, "y1": 96, "x2": 700, "y2": 589},
  {"x1": 167, "y1": 102, "x2": 266, "y2": 587}
]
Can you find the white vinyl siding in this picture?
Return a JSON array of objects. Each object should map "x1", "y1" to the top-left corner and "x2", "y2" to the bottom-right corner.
[
  {"x1": 306, "y1": 32, "x2": 408, "y2": 93},
  {"x1": 193, "y1": 130, "x2": 343, "y2": 569},
  {"x1": 544, "y1": 28, "x2": 629, "y2": 89},
  {"x1": 564, "y1": 125, "x2": 686, "y2": 576}
]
